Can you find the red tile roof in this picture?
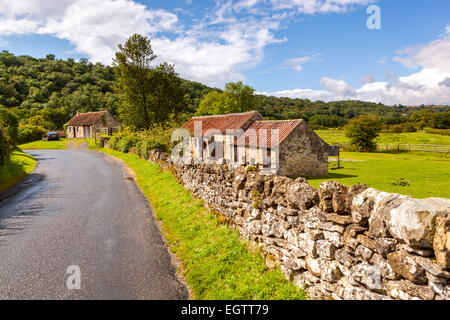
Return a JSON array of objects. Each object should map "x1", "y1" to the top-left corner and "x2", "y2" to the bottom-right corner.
[
  {"x1": 236, "y1": 120, "x2": 303, "y2": 148},
  {"x1": 68, "y1": 111, "x2": 107, "y2": 126},
  {"x1": 182, "y1": 111, "x2": 263, "y2": 136}
]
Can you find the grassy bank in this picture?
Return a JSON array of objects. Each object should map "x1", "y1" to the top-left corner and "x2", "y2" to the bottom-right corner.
[
  {"x1": 18, "y1": 139, "x2": 70, "y2": 150},
  {"x1": 307, "y1": 151, "x2": 450, "y2": 199},
  {"x1": 0, "y1": 151, "x2": 36, "y2": 193},
  {"x1": 315, "y1": 129, "x2": 450, "y2": 146},
  {"x1": 100, "y1": 148, "x2": 306, "y2": 300}
]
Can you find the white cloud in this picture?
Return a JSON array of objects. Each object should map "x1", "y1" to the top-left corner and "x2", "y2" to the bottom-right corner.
[
  {"x1": 320, "y1": 77, "x2": 357, "y2": 96},
  {"x1": 284, "y1": 53, "x2": 322, "y2": 72},
  {"x1": 236, "y1": 0, "x2": 378, "y2": 14},
  {"x1": 0, "y1": 0, "x2": 287, "y2": 87},
  {"x1": 361, "y1": 74, "x2": 375, "y2": 84},
  {"x1": 260, "y1": 26, "x2": 450, "y2": 105}
]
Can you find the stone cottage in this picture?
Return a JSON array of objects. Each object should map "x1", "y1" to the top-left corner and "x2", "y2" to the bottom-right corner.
[
  {"x1": 181, "y1": 110, "x2": 329, "y2": 177},
  {"x1": 66, "y1": 110, "x2": 121, "y2": 139}
]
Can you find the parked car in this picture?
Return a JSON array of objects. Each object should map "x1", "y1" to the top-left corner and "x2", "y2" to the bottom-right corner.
[{"x1": 43, "y1": 132, "x2": 59, "y2": 141}]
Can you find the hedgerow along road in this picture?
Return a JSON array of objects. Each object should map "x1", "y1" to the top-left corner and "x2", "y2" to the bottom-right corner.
[{"x1": 0, "y1": 147, "x2": 188, "y2": 299}]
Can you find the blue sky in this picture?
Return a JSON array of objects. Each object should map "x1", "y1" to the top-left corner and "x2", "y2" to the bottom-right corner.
[{"x1": 0, "y1": 0, "x2": 449, "y2": 105}]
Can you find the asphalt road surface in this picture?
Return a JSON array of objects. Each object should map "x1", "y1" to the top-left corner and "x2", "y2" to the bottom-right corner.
[{"x1": 0, "y1": 147, "x2": 189, "y2": 300}]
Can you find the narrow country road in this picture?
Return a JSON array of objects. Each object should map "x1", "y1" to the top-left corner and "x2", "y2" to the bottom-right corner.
[{"x1": 0, "y1": 146, "x2": 189, "y2": 300}]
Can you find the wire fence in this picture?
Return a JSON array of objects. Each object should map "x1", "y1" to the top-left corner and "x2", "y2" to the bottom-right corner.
[
  {"x1": 334, "y1": 143, "x2": 450, "y2": 153},
  {"x1": 376, "y1": 144, "x2": 450, "y2": 153}
]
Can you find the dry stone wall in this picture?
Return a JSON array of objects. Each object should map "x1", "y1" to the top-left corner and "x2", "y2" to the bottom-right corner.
[{"x1": 147, "y1": 149, "x2": 450, "y2": 300}]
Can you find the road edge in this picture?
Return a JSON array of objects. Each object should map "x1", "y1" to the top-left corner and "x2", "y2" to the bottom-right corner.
[
  {"x1": 0, "y1": 156, "x2": 42, "y2": 205},
  {"x1": 95, "y1": 149, "x2": 194, "y2": 300}
]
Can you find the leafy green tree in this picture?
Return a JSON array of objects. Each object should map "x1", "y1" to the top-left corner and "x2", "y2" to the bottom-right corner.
[
  {"x1": 410, "y1": 109, "x2": 435, "y2": 129},
  {"x1": 309, "y1": 114, "x2": 347, "y2": 128},
  {"x1": 431, "y1": 111, "x2": 450, "y2": 129},
  {"x1": 345, "y1": 114, "x2": 383, "y2": 151},
  {"x1": 114, "y1": 34, "x2": 187, "y2": 129},
  {"x1": 196, "y1": 81, "x2": 256, "y2": 115},
  {"x1": 196, "y1": 90, "x2": 223, "y2": 115}
]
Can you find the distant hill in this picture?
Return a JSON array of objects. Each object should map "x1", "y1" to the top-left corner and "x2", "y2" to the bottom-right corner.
[{"x1": 0, "y1": 50, "x2": 448, "y2": 127}]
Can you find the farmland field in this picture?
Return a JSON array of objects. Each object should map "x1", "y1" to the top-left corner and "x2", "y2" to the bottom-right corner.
[
  {"x1": 307, "y1": 151, "x2": 450, "y2": 199},
  {"x1": 315, "y1": 129, "x2": 450, "y2": 146}
]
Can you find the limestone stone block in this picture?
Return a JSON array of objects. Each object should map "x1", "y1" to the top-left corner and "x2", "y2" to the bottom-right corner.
[
  {"x1": 387, "y1": 250, "x2": 427, "y2": 284},
  {"x1": 316, "y1": 240, "x2": 337, "y2": 260},
  {"x1": 385, "y1": 280, "x2": 435, "y2": 300},
  {"x1": 286, "y1": 181, "x2": 319, "y2": 210},
  {"x1": 350, "y1": 262, "x2": 384, "y2": 292},
  {"x1": 305, "y1": 256, "x2": 322, "y2": 277},
  {"x1": 433, "y1": 215, "x2": 450, "y2": 269}
]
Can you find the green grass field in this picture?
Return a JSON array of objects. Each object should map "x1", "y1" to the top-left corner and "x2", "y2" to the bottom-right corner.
[
  {"x1": 18, "y1": 139, "x2": 70, "y2": 150},
  {"x1": 0, "y1": 151, "x2": 36, "y2": 193},
  {"x1": 100, "y1": 148, "x2": 306, "y2": 300},
  {"x1": 315, "y1": 129, "x2": 450, "y2": 146},
  {"x1": 307, "y1": 151, "x2": 450, "y2": 199}
]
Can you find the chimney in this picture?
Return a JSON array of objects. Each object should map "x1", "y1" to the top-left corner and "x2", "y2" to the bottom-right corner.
[{"x1": 76, "y1": 110, "x2": 79, "y2": 116}]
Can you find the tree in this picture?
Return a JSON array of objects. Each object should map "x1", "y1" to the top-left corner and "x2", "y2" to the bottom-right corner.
[
  {"x1": 309, "y1": 114, "x2": 347, "y2": 128},
  {"x1": 345, "y1": 114, "x2": 383, "y2": 151},
  {"x1": 196, "y1": 81, "x2": 256, "y2": 115},
  {"x1": 431, "y1": 112, "x2": 450, "y2": 129},
  {"x1": 113, "y1": 34, "x2": 187, "y2": 130},
  {"x1": 410, "y1": 109, "x2": 435, "y2": 129}
]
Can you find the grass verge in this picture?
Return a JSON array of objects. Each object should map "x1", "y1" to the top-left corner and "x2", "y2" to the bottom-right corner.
[
  {"x1": 0, "y1": 151, "x2": 36, "y2": 193},
  {"x1": 307, "y1": 151, "x2": 450, "y2": 199},
  {"x1": 99, "y1": 147, "x2": 306, "y2": 300},
  {"x1": 18, "y1": 139, "x2": 70, "y2": 150}
]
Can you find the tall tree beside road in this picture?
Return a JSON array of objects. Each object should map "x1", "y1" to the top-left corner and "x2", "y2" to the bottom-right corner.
[{"x1": 113, "y1": 34, "x2": 187, "y2": 130}]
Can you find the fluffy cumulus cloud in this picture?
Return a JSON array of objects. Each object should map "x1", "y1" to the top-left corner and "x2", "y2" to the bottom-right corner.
[
  {"x1": 2, "y1": 0, "x2": 448, "y2": 105},
  {"x1": 0, "y1": 0, "x2": 373, "y2": 87},
  {"x1": 261, "y1": 26, "x2": 450, "y2": 105}
]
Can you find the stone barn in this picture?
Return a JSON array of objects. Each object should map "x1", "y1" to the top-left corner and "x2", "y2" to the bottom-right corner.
[
  {"x1": 66, "y1": 110, "x2": 121, "y2": 139},
  {"x1": 181, "y1": 111, "x2": 329, "y2": 177}
]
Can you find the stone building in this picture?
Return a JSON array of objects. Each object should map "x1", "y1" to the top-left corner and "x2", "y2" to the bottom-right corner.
[
  {"x1": 66, "y1": 110, "x2": 121, "y2": 139},
  {"x1": 181, "y1": 110, "x2": 329, "y2": 177}
]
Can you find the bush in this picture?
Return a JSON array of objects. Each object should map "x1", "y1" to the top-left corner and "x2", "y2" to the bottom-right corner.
[
  {"x1": 136, "y1": 138, "x2": 168, "y2": 159},
  {"x1": 109, "y1": 132, "x2": 127, "y2": 151},
  {"x1": 390, "y1": 124, "x2": 403, "y2": 133},
  {"x1": 425, "y1": 128, "x2": 450, "y2": 136},
  {"x1": 402, "y1": 122, "x2": 417, "y2": 132},
  {"x1": 0, "y1": 108, "x2": 19, "y2": 147},
  {"x1": 0, "y1": 108, "x2": 18, "y2": 165},
  {"x1": 0, "y1": 128, "x2": 11, "y2": 166},
  {"x1": 18, "y1": 124, "x2": 47, "y2": 144},
  {"x1": 118, "y1": 135, "x2": 139, "y2": 153}
]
